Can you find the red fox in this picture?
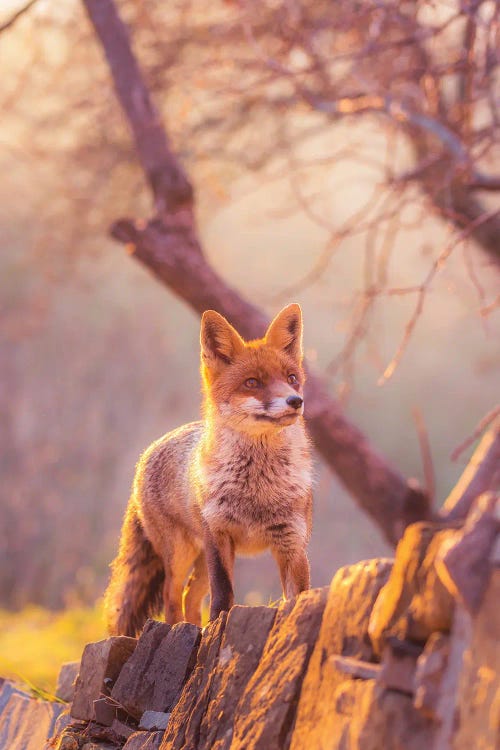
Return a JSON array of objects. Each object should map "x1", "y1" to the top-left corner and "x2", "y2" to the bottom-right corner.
[{"x1": 104, "y1": 303, "x2": 312, "y2": 635}]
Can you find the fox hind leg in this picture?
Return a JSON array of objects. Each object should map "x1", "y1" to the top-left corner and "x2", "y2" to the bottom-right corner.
[
  {"x1": 161, "y1": 533, "x2": 198, "y2": 625},
  {"x1": 183, "y1": 551, "x2": 209, "y2": 626},
  {"x1": 163, "y1": 579, "x2": 182, "y2": 625}
]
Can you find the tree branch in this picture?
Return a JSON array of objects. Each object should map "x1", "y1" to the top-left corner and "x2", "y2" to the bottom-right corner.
[
  {"x1": 440, "y1": 419, "x2": 500, "y2": 522},
  {"x1": 294, "y1": 92, "x2": 500, "y2": 263},
  {"x1": 82, "y1": 0, "x2": 193, "y2": 214},
  {"x1": 83, "y1": 0, "x2": 432, "y2": 546},
  {"x1": 467, "y1": 173, "x2": 500, "y2": 192},
  {"x1": 442, "y1": 191, "x2": 500, "y2": 264},
  {"x1": 450, "y1": 407, "x2": 500, "y2": 462}
]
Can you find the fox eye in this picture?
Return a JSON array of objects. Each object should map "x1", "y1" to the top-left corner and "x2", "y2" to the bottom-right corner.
[
  {"x1": 288, "y1": 374, "x2": 299, "y2": 385},
  {"x1": 245, "y1": 377, "x2": 260, "y2": 389}
]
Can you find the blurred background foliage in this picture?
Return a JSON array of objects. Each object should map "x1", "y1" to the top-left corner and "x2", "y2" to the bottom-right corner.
[
  {"x1": 0, "y1": 604, "x2": 103, "y2": 693},
  {"x1": 0, "y1": 0, "x2": 499, "y2": 687}
]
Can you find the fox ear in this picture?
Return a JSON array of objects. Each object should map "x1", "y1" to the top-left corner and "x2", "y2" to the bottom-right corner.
[
  {"x1": 201, "y1": 310, "x2": 245, "y2": 365},
  {"x1": 265, "y1": 303, "x2": 303, "y2": 361}
]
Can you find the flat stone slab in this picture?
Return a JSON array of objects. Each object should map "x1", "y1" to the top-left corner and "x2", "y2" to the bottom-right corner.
[
  {"x1": 369, "y1": 524, "x2": 454, "y2": 653},
  {"x1": 0, "y1": 682, "x2": 32, "y2": 716},
  {"x1": 414, "y1": 632, "x2": 450, "y2": 718},
  {"x1": 329, "y1": 680, "x2": 434, "y2": 750},
  {"x1": 112, "y1": 620, "x2": 200, "y2": 719},
  {"x1": 140, "y1": 711, "x2": 171, "y2": 730},
  {"x1": 196, "y1": 605, "x2": 278, "y2": 750},
  {"x1": 435, "y1": 570, "x2": 500, "y2": 749},
  {"x1": 437, "y1": 493, "x2": 499, "y2": 613},
  {"x1": 331, "y1": 655, "x2": 381, "y2": 681},
  {"x1": 378, "y1": 640, "x2": 418, "y2": 695},
  {"x1": 71, "y1": 636, "x2": 137, "y2": 720},
  {"x1": 45, "y1": 707, "x2": 72, "y2": 746},
  {"x1": 112, "y1": 620, "x2": 171, "y2": 717},
  {"x1": 124, "y1": 730, "x2": 164, "y2": 749},
  {"x1": 93, "y1": 697, "x2": 119, "y2": 727},
  {"x1": 111, "y1": 717, "x2": 136, "y2": 739},
  {"x1": 56, "y1": 661, "x2": 80, "y2": 702},
  {"x1": 0, "y1": 693, "x2": 65, "y2": 750},
  {"x1": 290, "y1": 558, "x2": 393, "y2": 750},
  {"x1": 160, "y1": 612, "x2": 228, "y2": 750},
  {"x1": 232, "y1": 587, "x2": 328, "y2": 750}
]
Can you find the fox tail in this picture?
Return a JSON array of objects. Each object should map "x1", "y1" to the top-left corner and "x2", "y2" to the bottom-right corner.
[{"x1": 104, "y1": 504, "x2": 165, "y2": 637}]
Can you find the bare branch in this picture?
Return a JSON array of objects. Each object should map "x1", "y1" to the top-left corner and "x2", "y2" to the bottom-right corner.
[
  {"x1": 440, "y1": 419, "x2": 500, "y2": 522},
  {"x1": 300, "y1": 92, "x2": 471, "y2": 165},
  {"x1": 82, "y1": 0, "x2": 193, "y2": 213},
  {"x1": 467, "y1": 173, "x2": 500, "y2": 192},
  {"x1": 379, "y1": 207, "x2": 500, "y2": 384},
  {"x1": 480, "y1": 294, "x2": 500, "y2": 317},
  {"x1": 412, "y1": 407, "x2": 436, "y2": 505},
  {"x1": 450, "y1": 407, "x2": 500, "y2": 462}
]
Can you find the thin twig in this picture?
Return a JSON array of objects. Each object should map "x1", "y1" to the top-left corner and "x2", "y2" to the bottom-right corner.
[
  {"x1": 451, "y1": 407, "x2": 500, "y2": 462},
  {"x1": 378, "y1": 207, "x2": 500, "y2": 384},
  {"x1": 412, "y1": 406, "x2": 436, "y2": 504},
  {"x1": 479, "y1": 294, "x2": 500, "y2": 318}
]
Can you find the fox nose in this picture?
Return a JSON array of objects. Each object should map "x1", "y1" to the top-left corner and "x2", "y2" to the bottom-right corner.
[{"x1": 286, "y1": 395, "x2": 303, "y2": 410}]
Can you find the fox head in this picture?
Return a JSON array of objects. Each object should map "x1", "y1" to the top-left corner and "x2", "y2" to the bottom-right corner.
[{"x1": 200, "y1": 304, "x2": 305, "y2": 435}]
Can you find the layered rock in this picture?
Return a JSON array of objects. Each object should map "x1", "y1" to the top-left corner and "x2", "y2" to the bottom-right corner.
[
  {"x1": 0, "y1": 684, "x2": 65, "y2": 750},
  {"x1": 231, "y1": 587, "x2": 327, "y2": 750},
  {"x1": 193, "y1": 605, "x2": 277, "y2": 750},
  {"x1": 111, "y1": 621, "x2": 201, "y2": 718},
  {"x1": 71, "y1": 636, "x2": 137, "y2": 721},
  {"x1": 290, "y1": 558, "x2": 393, "y2": 749}
]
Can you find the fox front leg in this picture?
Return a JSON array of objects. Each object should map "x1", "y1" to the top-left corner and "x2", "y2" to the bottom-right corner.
[
  {"x1": 273, "y1": 546, "x2": 310, "y2": 599},
  {"x1": 204, "y1": 528, "x2": 235, "y2": 620}
]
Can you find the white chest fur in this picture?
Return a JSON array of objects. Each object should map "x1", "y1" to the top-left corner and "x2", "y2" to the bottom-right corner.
[{"x1": 192, "y1": 422, "x2": 312, "y2": 540}]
